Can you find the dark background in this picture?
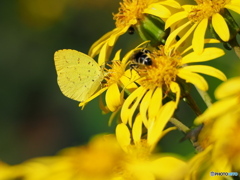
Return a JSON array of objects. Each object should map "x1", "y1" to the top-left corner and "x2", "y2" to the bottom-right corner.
[{"x1": 0, "y1": 0, "x2": 239, "y2": 164}]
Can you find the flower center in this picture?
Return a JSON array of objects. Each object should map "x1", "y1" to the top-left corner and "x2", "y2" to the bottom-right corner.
[
  {"x1": 127, "y1": 140, "x2": 151, "y2": 160},
  {"x1": 105, "y1": 61, "x2": 126, "y2": 86},
  {"x1": 188, "y1": 0, "x2": 229, "y2": 22},
  {"x1": 138, "y1": 46, "x2": 181, "y2": 90},
  {"x1": 113, "y1": 0, "x2": 156, "y2": 28}
]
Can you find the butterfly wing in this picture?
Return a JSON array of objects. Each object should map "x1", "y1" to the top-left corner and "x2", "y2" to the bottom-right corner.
[{"x1": 54, "y1": 49, "x2": 104, "y2": 102}]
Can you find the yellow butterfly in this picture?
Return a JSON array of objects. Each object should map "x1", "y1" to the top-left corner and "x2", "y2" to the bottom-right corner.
[{"x1": 54, "y1": 49, "x2": 104, "y2": 102}]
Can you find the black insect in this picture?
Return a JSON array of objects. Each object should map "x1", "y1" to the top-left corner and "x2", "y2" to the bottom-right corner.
[
  {"x1": 130, "y1": 49, "x2": 152, "y2": 69},
  {"x1": 128, "y1": 26, "x2": 135, "y2": 35}
]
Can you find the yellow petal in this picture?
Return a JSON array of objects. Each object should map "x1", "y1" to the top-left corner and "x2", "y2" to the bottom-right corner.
[
  {"x1": 119, "y1": 73, "x2": 135, "y2": 91},
  {"x1": 148, "y1": 101, "x2": 176, "y2": 147},
  {"x1": 211, "y1": 114, "x2": 234, "y2": 140},
  {"x1": 99, "y1": 94, "x2": 110, "y2": 114},
  {"x1": 183, "y1": 65, "x2": 227, "y2": 81},
  {"x1": 108, "y1": 109, "x2": 120, "y2": 126},
  {"x1": 225, "y1": 1, "x2": 240, "y2": 14},
  {"x1": 178, "y1": 69, "x2": 208, "y2": 91},
  {"x1": 204, "y1": 39, "x2": 221, "y2": 44},
  {"x1": 108, "y1": 27, "x2": 128, "y2": 46},
  {"x1": 181, "y1": 38, "x2": 221, "y2": 55},
  {"x1": 113, "y1": 49, "x2": 122, "y2": 61},
  {"x1": 132, "y1": 114, "x2": 143, "y2": 144},
  {"x1": 212, "y1": 13, "x2": 230, "y2": 42},
  {"x1": 173, "y1": 23, "x2": 198, "y2": 51},
  {"x1": 182, "y1": 5, "x2": 194, "y2": 12},
  {"x1": 165, "y1": 11, "x2": 188, "y2": 29},
  {"x1": 79, "y1": 87, "x2": 108, "y2": 108},
  {"x1": 116, "y1": 123, "x2": 131, "y2": 152},
  {"x1": 144, "y1": 3, "x2": 171, "y2": 19},
  {"x1": 120, "y1": 69, "x2": 139, "y2": 90},
  {"x1": 151, "y1": 156, "x2": 187, "y2": 179},
  {"x1": 212, "y1": 156, "x2": 232, "y2": 174},
  {"x1": 161, "y1": 127, "x2": 177, "y2": 139},
  {"x1": 140, "y1": 89, "x2": 154, "y2": 128},
  {"x1": 96, "y1": 27, "x2": 128, "y2": 64},
  {"x1": 181, "y1": 47, "x2": 225, "y2": 64},
  {"x1": 165, "y1": 21, "x2": 192, "y2": 51},
  {"x1": 215, "y1": 76, "x2": 240, "y2": 99},
  {"x1": 159, "y1": 0, "x2": 181, "y2": 9},
  {"x1": 122, "y1": 49, "x2": 135, "y2": 65},
  {"x1": 98, "y1": 41, "x2": 113, "y2": 65},
  {"x1": 148, "y1": 87, "x2": 162, "y2": 119},
  {"x1": 194, "y1": 96, "x2": 239, "y2": 124},
  {"x1": 106, "y1": 83, "x2": 122, "y2": 112},
  {"x1": 121, "y1": 86, "x2": 147, "y2": 126},
  {"x1": 88, "y1": 30, "x2": 114, "y2": 58},
  {"x1": 187, "y1": 145, "x2": 213, "y2": 178},
  {"x1": 192, "y1": 18, "x2": 208, "y2": 54},
  {"x1": 170, "y1": 82, "x2": 180, "y2": 106}
]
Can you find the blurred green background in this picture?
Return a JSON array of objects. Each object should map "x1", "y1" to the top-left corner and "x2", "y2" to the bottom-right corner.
[{"x1": 0, "y1": 0, "x2": 239, "y2": 165}]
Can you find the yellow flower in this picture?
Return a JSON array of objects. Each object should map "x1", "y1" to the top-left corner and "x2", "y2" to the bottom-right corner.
[
  {"x1": 89, "y1": 0, "x2": 180, "y2": 65},
  {"x1": 186, "y1": 115, "x2": 240, "y2": 179},
  {"x1": 185, "y1": 77, "x2": 240, "y2": 179},
  {"x1": 0, "y1": 135, "x2": 126, "y2": 180},
  {"x1": 56, "y1": 134, "x2": 126, "y2": 180},
  {"x1": 0, "y1": 134, "x2": 187, "y2": 180},
  {"x1": 211, "y1": 113, "x2": 240, "y2": 173},
  {"x1": 118, "y1": 101, "x2": 177, "y2": 151},
  {"x1": 0, "y1": 162, "x2": 24, "y2": 180},
  {"x1": 81, "y1": 41, "x2": 226, "y2": 126},
  {"x1": 79, "y1": 50, "x2": 137, "y2": 114},
  {"x1": 80, "y1": 42, "x2": 147, "y2": 111},
  {"x1": 195, "y1": 77, "x2": 240, "y2": 172},
  {"x1": 121, "y1": 40, "x2": 226, "y2": 126},
  {"x1": 185, "y1": 146, "x2": 214, "y2": 180},
  {"x1": 186, "y1": 116, "x2": 240, "y2": 179},
  {"x1": 165, "y1": 0, "x2": 240, "y2": 54},
  {"x1": 116, "y1": 109, "x2": 187, "y2": 180}
]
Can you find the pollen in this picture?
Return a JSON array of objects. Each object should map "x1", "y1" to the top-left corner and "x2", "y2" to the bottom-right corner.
[
  {"x1": 138, "y1": 46, "x2": 182, "y2": 90},
  {"x1": 188, "y1": 0, "x2": 229, "y2": 22},
  {"x1": 105, "y1": 60, "x2": 125, "y2": 86},
  {"x1": 128, "y1": 140, "x2": 151, "y2": 160},
  {"x1": 113, "y1": 0, "x2": 156, "y2": 28}
]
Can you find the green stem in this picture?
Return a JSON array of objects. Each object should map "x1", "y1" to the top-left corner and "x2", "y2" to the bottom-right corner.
[
  {"x1": 183, "y1": 93, "x2": 202, "y2": 116},
  {"x1": 195, "y1": 87, "x2": 212, "y2": 107},
  {"x1": 169, "y1": 117, "x2": 190, "y2": 133}
]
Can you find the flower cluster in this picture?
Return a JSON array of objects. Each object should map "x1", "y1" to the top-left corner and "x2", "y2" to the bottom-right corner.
[
  {"x1": 2, "y1": 0, "x2": 240, "y2": 179},
  {"x1": 186, "y1": 77, "x2": 240, "y2": 179}
]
